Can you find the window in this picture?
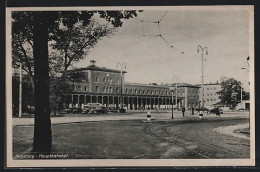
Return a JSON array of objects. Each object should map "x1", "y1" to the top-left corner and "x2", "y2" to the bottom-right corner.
[
  {"x1": 162, "y1": 91, "x2": 164, "y2": 95},
  {"x1": 147, "y1": 90, "x2": 149, "y2": 95},
  {"x1": 85, "y1": 86, "x2": 88, "y2": 92},
  {"x1": 110, "y1": 78, "x2": 113, "y2": 84},
  {"x1": 78, "y1": 86, "x2": 82, "y2": 91},
  {"x1": 126, "y1": 88, "x2": 128, "y2": 94},
  {"x1": 178, "y1": 92, "x2": 180, "y2": 96},
  {"x1": 130, "y1": 89, "x2": 133, "y2": 94},
  {"x1": 151, "y1": 90, "x2": 153, "y2": 95},
  {"x1": 182, "y1": 92, "x2": 184, "y2": 96},
  {"x1": 166, "y1": 91, "x2": 168, "y2": 95},
  {"x1": 117, "y1": 87, "x2": 119, "y2": 93},
  {"x1": 155, "y1": 90, "x2": 157, "y2": 94},
  {"x1": 95, "y1": 86, "x2": 99, "y2": 92},
  {"x1": 139, "y1": 89, "x2": 142, "y2": 94},
  {"x1": 159, "y1": 91, "x2": 161, "y2": 95},
  {"x1": 135, "y1": 89, "x2": 137, "y2": 94},
  {"x1": 106, "y1": 87, "x2": 109, "y2": 92},
  {"x1": 103, "y1": 86, "x2": 106, "y2": 92},
  {"x1": 117, "y1": 78, "x2": 120, "y2": 84},
  {"x1": 107, "y1": 77, "x2": 109, "y2": 82},
  {"x1": 110, "y1": 87, "x2": 112, "y2": 93},
  {"x1": 103, "y1": 77, "x2": 106, "y2": 82},
  {"x1": 74, "y1": 85, "x2": 77, "y2": 91},
  {"x1": 95, "y1": 77, "x2": 99, "y2": 82},
  {"x1": 143, "y1": 90, "x2": 145, "y2": 94}
]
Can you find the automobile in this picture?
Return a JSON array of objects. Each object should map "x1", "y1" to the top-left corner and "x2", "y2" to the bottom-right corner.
[
  {"x1": 209, "y1": 108, "x2": 223, "y2": 114},
  {"x1": 81, "y1": 108, "x2": 90, "y2": 114},
  {"x1": 72, "y1": 108, "x2": 82, "y2": 114},
  {"x1": 108, "y1": 107, "x2": 120, "y2": 113},
  {"x1": 60, "y1": 108, "x2": 73, "y2": 114},
  {"x1": 229, "y1": 107, "x2": 236, "y2": 111},
  {"x1": 60, "y1": 107, "x2": 82, "y2": 114},
  {"x1": 88, "y1": 107, "x2": 108, "y2": 114}
]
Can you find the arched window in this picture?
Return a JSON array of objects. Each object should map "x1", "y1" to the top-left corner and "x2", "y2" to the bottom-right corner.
[
  {"x1": 110, "y1": 87, "x2": 112, "y2": 93},
  {"x1": 103, "y1": 86, "x2": 106, "y2": 92},
  {"x1": 95, "y1": 86, "x2": 99, "y2": 92},
  {"x1": 162, "y1": 91, "x2": 164, "y2": 95},
  {"x1": 103, "y1": 77, "x2": 106, "y2": 82},
  {"x1": 143, "y1": 90, "x2": 145, "y2": 94},
  {"x1": 117, "y1": 78, "x2": 120, "y2": 84},
  {"x1": 151, "y1": 90, "x2": 153, "y2": 95},
  {"x1": 95, "y1": 77, "x2": 99, "y2": 82},
  {"x1": 139, "y1": 89, "x2": 142, "y2": 94},
  {"x1": 155, "y1": 90, "x2": 157, "y2": 94},
  {"x1": 135, "y1": 89, "x2": 138, "y2": 94},
  {"x1": 106, "y1": 87, "x2": 109, "y2": 92},
  {"x1": 110, "y1": 78, "x2": 113, "y2": 84},
  {"x1": 130, "y1": 89, "x2": 133, "y2": 94},
  {"x1": 125, "y1": 88, "x2": 128, "y2": 94},
  {"x1": 159, "y1": 91, "x2": 161, "y2": 95},
  {"x1": 84, "y1": 86, "x2": 88, "y2": 92},
  {"x1": 116, "y1": 87, "x2": 119, "y2": 93}
]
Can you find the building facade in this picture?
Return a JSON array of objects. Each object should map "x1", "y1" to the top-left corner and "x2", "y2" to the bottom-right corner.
[
  {"x1": 64, "y1": 60, "x2": 200, "y2": 110},
  {"x1": 199, "y1": 83, "x2": 221, "y2": 107}
]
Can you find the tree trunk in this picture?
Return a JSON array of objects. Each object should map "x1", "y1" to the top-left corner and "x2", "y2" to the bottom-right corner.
[{"x1": 32, "y1": 12, "x2": 52, "y2": 153}]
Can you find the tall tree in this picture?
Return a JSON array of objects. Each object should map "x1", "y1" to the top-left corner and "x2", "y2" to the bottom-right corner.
[
  {"x1": 217, "y1": 78, "x2": 249, "y2": 106},
  {"x1": 12, "y1": 10, "x2": 138, "y2": 153}
]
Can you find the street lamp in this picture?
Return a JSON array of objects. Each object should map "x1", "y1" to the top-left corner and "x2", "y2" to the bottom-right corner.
[
  {"x1": 197, "y1": 45, "x2": 208, "y2": 110},
  {"x1": 117, "y1": 62, "x2": 126, "y2": 112},
  {"x1": 173, "y1": 75, "x2": 178, "y2": 110}
]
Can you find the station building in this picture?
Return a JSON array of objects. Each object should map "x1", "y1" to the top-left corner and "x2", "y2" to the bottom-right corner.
[{"x1": 64, "y1": 60, "x2": 200, "y2": 110}]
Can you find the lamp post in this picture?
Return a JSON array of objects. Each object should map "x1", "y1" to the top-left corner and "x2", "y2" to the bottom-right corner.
[
  {"x1": 171, "y1": 90, "x2": 174, "y2": 119},
  {"x1": 117, "y1": 62, "x2": 126, "y2": 111},
  {"x1": 197, "y1": 45, "x2": 208, "y2": 110},
  {"x1": 19, "y1": 62, "x2": 22, "y2": 118},
  {"x1": 173, "y1": 75, "x2": 178, "y2": 110},
  {"x1": 241, "y1": 56, "x2": 250, "y2": 129}
]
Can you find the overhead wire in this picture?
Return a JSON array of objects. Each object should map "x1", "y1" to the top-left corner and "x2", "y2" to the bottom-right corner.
[{"x1": 134, "y1": 11, "x2": 185, "y2": 54}]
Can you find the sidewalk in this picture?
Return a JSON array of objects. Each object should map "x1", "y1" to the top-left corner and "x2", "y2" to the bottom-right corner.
[{"x1": 12, "y1": 111, "x2": 249, "y2": 126}]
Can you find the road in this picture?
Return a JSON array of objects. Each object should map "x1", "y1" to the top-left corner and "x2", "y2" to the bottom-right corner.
[{"x1": 12, "y1": 111, "x2": 250, "y2": 159}]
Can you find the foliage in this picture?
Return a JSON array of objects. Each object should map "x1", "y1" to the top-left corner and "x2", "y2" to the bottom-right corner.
[
  {"x1": 217, "y1": 78, "x2": 249, "y2": 105},
  {"x1": 12, "y1": 10, "x2": 139, "y2": 153}
]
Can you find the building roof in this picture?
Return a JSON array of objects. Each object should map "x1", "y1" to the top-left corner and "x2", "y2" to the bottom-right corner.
[
  {"x1": 68, "y1": 65, "x2": 127, "y2": 74},
  {"x1": 125, "y1": 82, "x2": 169, "y2": 88}
]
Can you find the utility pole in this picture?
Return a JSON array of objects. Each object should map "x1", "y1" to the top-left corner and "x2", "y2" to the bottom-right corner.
[
  {"x1": 197, "y1": 45, "x2": 208, "y2": 110},
  {"x1": 19, "y1": 62, "x2": 22, "y2": 118},
  {"x1": 241, "y1": 83, "x2": 243, "y2": 109},
  {"x1": 117, "y1": 62, "x2": 126, "y2": 111}
]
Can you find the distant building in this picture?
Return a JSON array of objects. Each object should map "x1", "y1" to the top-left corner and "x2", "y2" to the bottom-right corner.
[
  {"x1": 199, "y1": 83, "x2": 221, "y2": 107},
  {"x1": 63, "y1": 60, "x2": 200, "y2": 110}
]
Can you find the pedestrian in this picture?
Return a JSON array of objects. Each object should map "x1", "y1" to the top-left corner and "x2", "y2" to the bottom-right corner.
[
  {"x1": 181, "y1": 107, "x2": 185, "y2": 117},
  {"x1": 192, "y1": 107, "x2": 194, "y2": 115},
  {"x1": 216, "y1": 108, "x2": 220, "y2": 117}
]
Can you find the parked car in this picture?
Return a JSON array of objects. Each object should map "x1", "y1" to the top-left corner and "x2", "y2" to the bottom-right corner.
[
  {"x1": 60, "y1": 107, "x2": 82, "y2": 114},
  {"x1": 209, "y1": 108, "x2": 223, "y2": 114},
  {"x1": 72, "y1": 108, "x2": 82, "y2": 114},
  {"x1": 108, "y1": 107, "x2": 120, "y2": 113},
  {"x1": 88, "y1": 107, "x2": 108, "y2": 114}
]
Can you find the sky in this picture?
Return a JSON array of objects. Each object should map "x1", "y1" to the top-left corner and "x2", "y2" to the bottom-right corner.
[{"x1": 74, "y1": 9, "x2": 251, "y2": 90}]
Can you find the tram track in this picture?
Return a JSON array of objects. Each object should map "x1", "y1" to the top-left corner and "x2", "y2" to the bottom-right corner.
[{"x1": 144, "y1": 121, "x2": 248, "y2": 159}]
